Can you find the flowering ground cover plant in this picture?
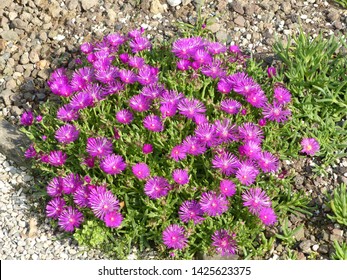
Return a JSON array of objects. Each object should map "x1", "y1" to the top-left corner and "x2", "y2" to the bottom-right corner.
[{"x1": 21, "y1": 28, "x2": 318, "y2": 259}]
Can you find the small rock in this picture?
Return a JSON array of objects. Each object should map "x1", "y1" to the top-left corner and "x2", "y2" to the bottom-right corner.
[
  {"x1": 318, "y1": 244, "x2": 329, "y2": 254},
  {"x1": 234, "y1": 15, "x2": 245, "y2": 27},
  {"x1": 299, "y1": 240, "x2": 312, "y2": 254},
  {"x1": 53, "y1": 35, "x2": 65, "y2": 41},
  {"x1": 29, "y1": 50, "x2": 40, "y2": 63},
  {"x1": 80, "y1": 0, "x2": 98, "y2": 10},
  {"x1": 1, "y1": 30, "x2": 19, "y2": 41},
  {"x1": 312, "y1": 244, "x2": 319, "y2": 251},
  {"x1": 150, "y1": 0, "x2": 166, "y2": 14},
  {"x1": 182, "y1": 0, "x2": 192, "y2": 5},
  {"x1": 66, "y1": 0, "x2": 79, "y2": 9},
  {"x1": 332, "y1": 229, "x2": 343, "y2": 236},
  {"x1": 11, "y1": 19, "x2": 27, "y2": 30},
  {"x1": 6, "y1": 79, "x2": 17, "y2": 90},
  {"x1": 8, "y1": 12, "x2": 18, "y2": 21},
  {"x1": 216, "y1": 30, "x2": 228, "y2": 42},
  {"x1": 167, "y1": 0, "x2": 181, "y2": 7},
  {"x1": 294, "y1": 226, "x2": 305, "y2": 241},
  {"x1": 231, "y1": 0, "x2": 244, "y2": 15},
  {"x1": 20, "y1": 52, "x2": 30, "y2": 65},
  {"x1": 327, "y1": 10, "x2": 340, "y2": 22},
  {"x1": 1, "y1": 89, "x2": 13, "y2": 106},
  {"x1": 207, "y1": 23, "x2": 221, "y2": 33}
]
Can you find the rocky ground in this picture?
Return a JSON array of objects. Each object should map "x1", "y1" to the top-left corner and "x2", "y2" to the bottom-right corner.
[{"x1": 0, "y1": 0, "x2": 347, "y2": 260}]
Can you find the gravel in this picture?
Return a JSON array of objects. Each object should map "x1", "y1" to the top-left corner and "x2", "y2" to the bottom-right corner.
[{"x1": 1, "y1": 0, "x2": 347, "y2": 260}]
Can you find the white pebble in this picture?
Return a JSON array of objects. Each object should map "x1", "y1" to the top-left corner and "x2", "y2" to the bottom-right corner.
[{"x1": 312, "y1": 244, "x2": 319, "y2": 251}]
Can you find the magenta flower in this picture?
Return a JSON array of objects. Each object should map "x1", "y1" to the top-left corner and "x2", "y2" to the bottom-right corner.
[
  {"x1": 229, "y1": 45, "x2": 241, "y2": 54},
  {"x1": 143, "y1": 115, "x2": 164, "y2": 132},
  {"x1": 119, "y1": 53, "x2": 129, "y2": 63},
  {"x1": 172, "y1": 37, "x2": 202, "y2": 59},
  {"x1": 193, "y1": 49, "x2": 212, "y2": 65},
  {"x1": 212, "y1": 229, "x2": 237, "y2": 256},
  {"x1": 104, "y1": 211, "x2": 123, "y2": 228},
  {"x1": 274, "y1": 87, "x2": 291, "y2": 105},
  {"x1": 212, "y1": 152, "x2": 240, "y2": 176},
  {"x1": 242, "y1": 188, "x2": 272, "y2": 214},
  {"x1": 220, "y1": 99, "x2": 242, "y2": 115},
  {"x1": 258, "y1": 207, "x2": 277, "y2": 226},
  {"x1": 172, "y1": 169, "x2": 189, "y2": 185},
  {"x1": 214, "y1": 118, "x2": 239, "y2": 144},
  {"x1": 69, "y1": 91, "x2": 94, "y2": 110},
  {"x1": 46, "y1": 177, "x2": 63, "y2": 197},
  {"x1": 199, "y1": 191, "x2": 229, "y2": 216},
  {"x1": 219, "y1": 179, "x2": 236, "y2": 197},
  {"x1": 20, "y1": 111, "x2": 34, "y2": 126},
  {"x1": 142, "y1": 143, "x2": 153, "y2": 154},
  {"x1": 262, "y1": 102, "x2": 291, "y2": 123},
  {"x1": 24, "y1": 145, "x2": 37, "y2": 159},
  {"x1": 100, "y1": 154, "x2": 127, "y2": 175},
  {"x1": 128, "y1": 56, "x2": 145, "y2": 68},
  {"x1": 201, "y1": 59, "x2": 226, "y2": 79},
  {"x1": 132, "y1": 162, "x2": 150, "y2": 180},
  {"x1": 207, "y1": 42, "x2": 227, "y2": 55},
  {"x1": 137, "y1": 65, "x2": 158, "y2": 85},
  {"x1": 80, "y1": 42, "x2": 93, "y2": 54},
  {"x1": 170, "y1": 145, "x2": 187, "y2": 161},
  {"x1": 182, "y1": 136, "x2": 207, "y2": 156},
  {"x1": 178, "y1": 98, "x2": 206, "y2": 119},
  {"x1": 160, "y1": 103, "x2": 178, "y2": 118},
  {"x1": 119, "y1": 69, "x2": 137, "y2": 84},
  {"x1": 246, "y1": 90, "x2": 268, "y2": 108},
  {"x1": 48, "y1": 150, "x2": 67, "y2": 166},
  {"x1": 160, "y1": 89, "x2": 184, "y2": 105},
  {"x1": 129, "y1": 36, "x2": 151, "y2": 53},
  {"x1": 300, "y1": 137, "x2": 320, "y2": 156},
  {"x1": 217, "y1": 77, "x2": 233, "y2": 94},
  {"x1": 144, "y1": 176, "x2": 170, "y2": 199},
  {"x1": 141, "y1": 84, "x2": 164, "y2": 100},
  {"x1": 73, "y1": 186, "x2": 91, "y2": 207},
  {"x1": 57, "y1": 104, "x2": 79, "y2": 122},
  {"x1": 95, "y1": 66, "x2": 119, "y2": 84},
  {"x1": 55, "y1": 124, "x2": 80, "y2": 144},
  {"x1": 58, "y1": 206, "x2": 83, "y2": 232},
  {"x1": 88, "y1": 186, "x2": 119, "y2": 219},
  {"x1": 177, "y1": 59, "x2": 191, "y2": 71},
  {"x1": 238, "y1": 122, "x2": 264, "y2": 144},
  {"x1": 86, "y1": 137, "x2": 113, "y2": 158},
  {"x1": 267, "y1": 66, "x2": 276, "y2": 78},
  {"x1": 106, "y1": 33, "x2": 126, "y2": 47},
  {"x1": 241, "y1": 141, "x2": 262, "y2": 160},
  {"x1": 46, "y1": 197, "x2": 66, "y2": 219},
  {"x1": 71, "y1": 67, "x2": 94, "y2": 91},
  {"x1": 116, "y1": 109, "x2": 134, "y2": 124},
  {"x1": 257, "y1": 151, "x2": 279, "y2": 173},
  {"x1": 179, "y1": 200, "x2": 205, "y2": 224},
  {"x1": 62, "y1": 173, "x2": 83, "y2": 195},
  {"x1": 129, "y1": 94, "x2": 151, "y2": 112},
  {"x1": 162, "y1": 224, "x2": 188, "y2": 250},
  {"x1": 236, "y1": 160, "x2": 259, "y2": 186},
  {"x1": 195, "y1": 123, "x2": 218, "y2": 147}
]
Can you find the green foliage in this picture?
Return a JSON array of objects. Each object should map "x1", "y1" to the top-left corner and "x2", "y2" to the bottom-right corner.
[
  {"x1": 273, "y1": 30, "x2": 347, "y2": 167},
  {"x1": 331, "y1": 240, "x2": 347, "y2": 260},
  {"x1": 275, "y1": 218, "x2": 303, "y2": 246},
  {"x1": 327, "y1": 183, "x2": 347, "y2": 226},
  {"x1": 334, "y1": 0, "x2": 347, "y2": 8}
]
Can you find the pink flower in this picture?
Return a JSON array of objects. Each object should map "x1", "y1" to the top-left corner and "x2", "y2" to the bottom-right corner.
[{"x1": 300, "y1": 138, "x2": 320, "y2": 156}]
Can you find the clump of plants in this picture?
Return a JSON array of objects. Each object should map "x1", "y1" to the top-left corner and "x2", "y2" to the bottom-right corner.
[
  {"x1": 273, "y1": 30, "x2": 347, "y2": 169},
  {"x1": 20, "y1": 28, "x2": 318, "y2": 259},
  {"x1": 327, "y1": 183, "x2": 347, "y2": 226}
]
